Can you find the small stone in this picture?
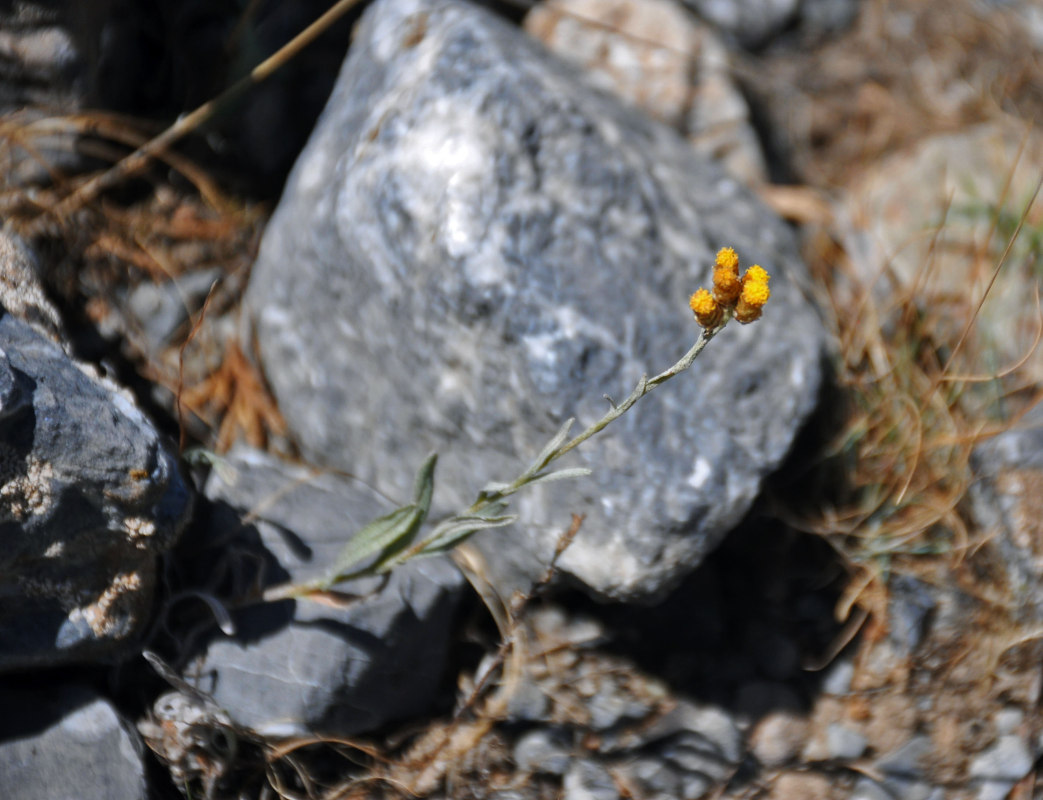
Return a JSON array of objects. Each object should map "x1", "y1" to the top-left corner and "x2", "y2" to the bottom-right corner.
[
  {"x1": 849, "y1": 777, "x2": 895, "y2": 800},
  {"x1": 506, "y1": 677, "x2": 553, "y2": 722},
  {"x1": 820, "y1": 658, "x2": 855, "y2": 695},
  {"x1": 627, "y1": 756, "x2": 683, "y2": 798},
  {"x1": 679, "y1": 0, "x2": 799, "y2": 47},
  {"x1": 826, "y1": 723, "x2": 868, "y2": 761},
  {"x1": 764, "y1": 771, "x2": 833, "y2": 800},
  {"x1": 749, "y1": 711, "x2": 809, "y2": 767},
  {"x1": 969, "y1": 735, "x2": 1033, "y2": 783},
  {"x1": 994, "y1": 708, "x2": 1024, "y2": 736},
  {"x1": 514, "y1": 728, "x2": 572, "y2": 776},
  {"x1": 876, "y1": 736, "x2": 933, "y2": 781},
  {"x1": 643, "y1": 700, "x2": 743, "y2": 764},
  {"x1": 563, "y1": 758, "x2": 618, "y2": 800}
]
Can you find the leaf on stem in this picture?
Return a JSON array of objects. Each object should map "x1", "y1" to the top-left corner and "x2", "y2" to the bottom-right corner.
[
  {"x1": 408, "y1": 513, "x2": 518, "y2": 558},
  {"x1": 327, "y1": 453, "x2": 438, "y2": 581},
  {"x1": 522, "y1": 466, "x2": 592, "y2": 489},
  {"x1": 526, "y1": 417, "x2": 576, "y2": 475}
]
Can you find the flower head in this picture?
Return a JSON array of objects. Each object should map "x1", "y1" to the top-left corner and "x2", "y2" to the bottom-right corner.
[
  {"x1": 689, "y1": 288, "x2": 723, "y2": 329},
  {"x1": 715, "y1": 247, "x2": 739, "y2": 271},
  {"x1": 734, "y1": 265, "x2": 771, "y2": 324},
  {"x1": 712, "y1": 264, "x2": 742, "y2": 306}
]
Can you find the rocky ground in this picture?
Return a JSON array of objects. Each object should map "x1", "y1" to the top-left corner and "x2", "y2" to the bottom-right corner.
[{"x1": 1, "y1": 0, "x2": 1043, "y2": 798}]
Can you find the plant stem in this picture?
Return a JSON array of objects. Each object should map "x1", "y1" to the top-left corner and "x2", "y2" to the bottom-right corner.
[{"x1": 470, "y1": 320, "x2": 725, "y2": 512}]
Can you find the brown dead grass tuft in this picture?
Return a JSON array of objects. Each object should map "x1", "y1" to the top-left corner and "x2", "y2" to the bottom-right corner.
[{"x1": 794, "y1": 174, "x2": 1043, "y2": 656}]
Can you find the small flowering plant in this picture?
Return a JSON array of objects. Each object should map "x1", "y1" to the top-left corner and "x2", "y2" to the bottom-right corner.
[{"x1": 270, "y1": 247, "x2": 772, "y2": 600}]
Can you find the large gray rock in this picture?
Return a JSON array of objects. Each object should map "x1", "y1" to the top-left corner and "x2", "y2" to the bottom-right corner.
[
  {"x1": 186, "y1": 444, "x2": 463, "y2": 736},
  {"x1": 0, "y1": 683, "x2": 146, "y2": 800},
  {"x1": 244, "y1": 0, "x2": 825, "y2": 601},
  {"x1": 0, "y1": 311, "x2": 191, "y2": 670}
]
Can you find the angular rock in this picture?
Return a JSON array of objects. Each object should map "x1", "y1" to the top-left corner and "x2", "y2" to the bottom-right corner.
[
  {"x1": 524, "y1": 0, "x2": 767, "y2": 184},
  {"x1": 0, "y1": 311, "x2": 190, "y2": 670},
  {"x1": 182, "y1": 444, "x2": 463, "y2": 735},
  {"x1": 244, "y1": 0, "x2": 825, "y2": 601},
  {"x1": 0, "y1": 683, "x2": 146, "y2": 800}
]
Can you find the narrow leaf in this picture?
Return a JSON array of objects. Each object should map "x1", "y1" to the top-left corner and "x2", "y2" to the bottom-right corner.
[
  {"x1": 524, "y1": 418, "x2": 575, "y2": 476},
  {"x1": 412, "y1": 453, "x2": 438, "y2": 521},
  {"x1": 329, "y1": 454, "x2": 439, "y2": 582},
  {"x1": 523, "y1": 466, "x2": 592, "y2": 488},
  {"x1": 408, "y1": 514, "x2": 517, "y2": 558},
  {"x1": 330, "y1": 504, "x2": 421, "y2": 579}
]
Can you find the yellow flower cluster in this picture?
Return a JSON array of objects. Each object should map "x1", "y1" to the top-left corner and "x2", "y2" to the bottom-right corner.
[{"x1": 689, "y1": 247, "x2": 771, "y2": 328}]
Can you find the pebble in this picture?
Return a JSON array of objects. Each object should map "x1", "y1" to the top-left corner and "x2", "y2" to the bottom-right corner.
[
  {"x1": 876, "y1": 735, "x2": 932, "y2": 780},
  {"x1": 993, "y1": 708, "x2": 1024, "y2": 736},
  {"x1": 749, "y1": 711, "x2": 809, "y2": 766},
  {"x1": 969, "y1": 734, "x2": 1033, "y2": 784},
  {"x1": 826, "y1": 722, "x2": 868, "y2": 760},
  {"x1": 513, "y1": 728, "x2": 572, "y2": 776},
  {"x1": 563, "y1": 758, "x2": 619, "y2": 800},
  {"x1": 820, "y1": 658, "x2": 855, "y2": 695},
  {"x1": 850, "y1": 777, "x2": 894, "y2": 800},
  {"x1": 765, "y1": 771, "x2": 833, "y2": 800}
]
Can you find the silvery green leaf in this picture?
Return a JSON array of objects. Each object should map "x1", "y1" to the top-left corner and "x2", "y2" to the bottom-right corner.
[
  {"x1": 407, "y1": 514, "x2": 517, "y2": 558},
  {"x1": 329, "y1": 504, "x2": 422, "y2": 580},
  {"x1": 328, "y1": 453, "x2": 439, "y2": 582},
  {"x1": 523, "y1": 466, "x2": 592, "y2": 488},
  {"x1": 525, "y1": 417, "x2": 575, "y2": 476},
  {"x1": 412, "y1": 453, "x2": 437, "y2": 519}
]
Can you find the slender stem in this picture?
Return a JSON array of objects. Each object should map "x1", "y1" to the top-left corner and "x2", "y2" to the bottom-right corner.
[
  {"x1": 464, "y1": 320, "x2": 726, "y2": 516},
  {"x1": 555, "y1": 325, "x2": 719, "y2": 460}
]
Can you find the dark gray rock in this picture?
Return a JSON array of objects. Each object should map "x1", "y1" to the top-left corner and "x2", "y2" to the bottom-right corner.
[
  {"x1": 0, "y1": 683, "x2": 145, "y2": 800},
  {"x1": 0, "y1": 312, "x2": 190, "y2": 670},
  {"x1": 244, "y1": 0, "x2": 825, "y2": 601},
  {"x1": 187, "y1": 444, "x2": 463, "y2": 735}
]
